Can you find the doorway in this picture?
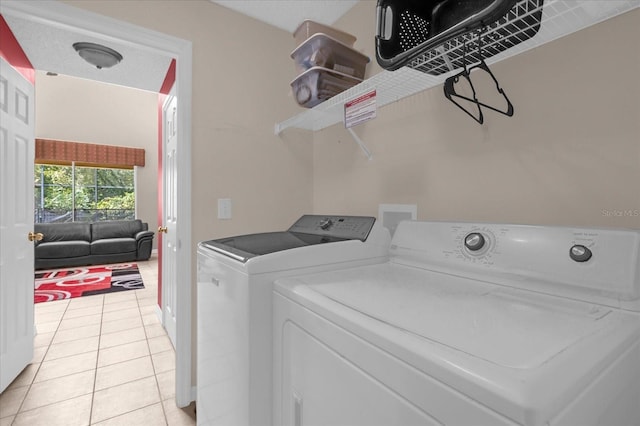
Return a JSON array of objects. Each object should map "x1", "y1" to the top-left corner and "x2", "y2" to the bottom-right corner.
[{"x1": 0, "y1": 1, "x2": 194, "y2": 407}]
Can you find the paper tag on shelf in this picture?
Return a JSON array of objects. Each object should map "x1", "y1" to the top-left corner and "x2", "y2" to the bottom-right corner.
[{"x1": 344, "y1": 90, "x2": 376, "y2": 128}]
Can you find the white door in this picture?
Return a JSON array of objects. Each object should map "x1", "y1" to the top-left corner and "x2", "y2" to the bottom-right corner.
[
  {"x1": 161, "y1": 90, "x2": 178, "y2": 348},
  {"x1": 0, "y1": 57, "x2": 35, "y2": 393}
]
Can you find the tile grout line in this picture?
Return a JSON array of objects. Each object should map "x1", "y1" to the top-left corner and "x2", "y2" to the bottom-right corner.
[
  {"x1": 89, "y1": 292, "x2": 142, "y2": 424},
  {"x1": 87, "y1": 284, "x2": 160, "y2": 425},
  {"x1": 9, "y1": 298, "x2": 71, "y2": 425},
  {"x1": 138, "y1": 281, "x2": 169, "y2": 425},
  {"x1": 13, "y1": 296, "x2": 158, "y2": 422},
  {"x1": 9, "y1": 258, "x2": 176, "y2": 425},
  {"x1": 87, "y1": 295, "x2": 105, "y2": 426},
  {"x1": 15, "y1": 345, "x2": 157, "y2": 423},
  {"x1": 90, "y1": 402, "x2": 162, "y2": 426}
]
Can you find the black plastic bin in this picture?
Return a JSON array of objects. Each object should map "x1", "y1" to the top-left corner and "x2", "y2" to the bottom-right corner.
[{"x1": 375, "y1": 0, "x2": 544, "y2": 74}]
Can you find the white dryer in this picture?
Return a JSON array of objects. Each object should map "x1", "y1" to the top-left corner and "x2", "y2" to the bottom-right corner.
[
  {"x1": 196, "y1": 215, "x2": 390, "y2": 426},
  {"x1": 273, "y1": 221, "x2": 640, "y2": 426}
]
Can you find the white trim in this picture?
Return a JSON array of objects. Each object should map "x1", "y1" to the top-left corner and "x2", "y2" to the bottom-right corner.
[
  {"x1": 154, "y1": 303, "x2": 163, "y2": 326},
  {"x1": 133, "y1": 165, "x2": 139, "y2": 219},
  {"x1": 1, "y1": 1, "x2": 194, "y2": 408}
]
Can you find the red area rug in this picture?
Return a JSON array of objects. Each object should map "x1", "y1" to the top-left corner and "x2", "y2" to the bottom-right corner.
[{"x1": 35, "y1": 263, "x2": 144, "y2": 304}]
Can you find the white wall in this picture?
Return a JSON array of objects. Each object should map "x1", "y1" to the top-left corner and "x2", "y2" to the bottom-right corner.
[
  {"x1": 52, "y1": 0, "x2": 639, "y2": 391},
  {"x1": 34, "y1": 71, "x2": 159, "y2": 237},
  {"x1": 315, "y1": 4, "x2": 640, "y2": 230},
  {"x1": 62, "y1": 0, "x2": 315, "y2": 386},
  {"x1": 63, "y1": 0, "x2": 315, "y2": 240}
]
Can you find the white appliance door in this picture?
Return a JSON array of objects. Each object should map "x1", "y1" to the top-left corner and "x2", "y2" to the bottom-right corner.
[
  {"x1": 276, "y1": 264, "x2": 640, "y2": 424},
  {"x1": 197, "y1": 250, "x2": 250, "y2": 426},
  {"x1": 0, "y1": 57, "x2": 35, "y2": 393}
]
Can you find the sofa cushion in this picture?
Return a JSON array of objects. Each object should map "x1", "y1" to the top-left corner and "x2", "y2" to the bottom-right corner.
[
  {"x1": 36, "y1": 241, "x2": 91, "y2": 259},
  {"x1": 35, "y1": 222, "x2": 91, "y2": 243},
  {"x1": 91, "y1": 220, "x2": 144, "y2": 241},
  {"x1": 90, "y1": 238, "x2": 136, "y2": 255}
]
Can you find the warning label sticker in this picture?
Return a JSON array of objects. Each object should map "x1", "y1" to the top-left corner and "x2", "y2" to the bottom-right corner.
[{"x1": 344, "y1": 90, "x2": 376, "y2": 128}]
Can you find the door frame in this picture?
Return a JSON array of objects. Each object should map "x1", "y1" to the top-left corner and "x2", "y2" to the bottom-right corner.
[{"x1": 0, "y1": 1, "x2": 194, "y2": 406}]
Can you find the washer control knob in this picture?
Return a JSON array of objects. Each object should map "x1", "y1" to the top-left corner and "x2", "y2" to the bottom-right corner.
[
  {"x1": 319, "y1": 218, "x2": 333, "y2": 230},
  {"x1": 570, "y1": 245, "x2": 592, "y2": 262},
  {"x1": 464, "y1": 232, "x2": 486, "y2": 251}
]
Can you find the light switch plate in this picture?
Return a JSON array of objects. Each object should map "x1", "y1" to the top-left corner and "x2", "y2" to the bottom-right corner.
[{"x1": 218, "y1": 198, "x2": 232, "y2": 219}]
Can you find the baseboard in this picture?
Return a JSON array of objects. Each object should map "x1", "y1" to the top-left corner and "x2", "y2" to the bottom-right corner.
[{"x1": 154, "y1": 303, "x2": 163, "y2": 325}]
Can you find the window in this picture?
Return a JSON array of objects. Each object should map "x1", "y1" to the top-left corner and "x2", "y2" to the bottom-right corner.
[{"x1": 35, "y1": 163, "x2": 135, "y2": 223}]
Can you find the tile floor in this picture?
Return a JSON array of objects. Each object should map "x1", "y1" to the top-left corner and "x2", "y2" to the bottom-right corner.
[{"x1": 0, "y1": 254, "x2": 196, "y2": 425}]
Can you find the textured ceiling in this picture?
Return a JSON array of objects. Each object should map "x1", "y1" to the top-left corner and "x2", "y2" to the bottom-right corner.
[
  {"x1": 212, "y1": 0, "x2": 359, "y2": 33},
  {"x1": 2, "y1": 12, "x2": 172, "y2": 93},
  {"x1": 2, "y1": 1, "x2": 357, "y2": 93}
]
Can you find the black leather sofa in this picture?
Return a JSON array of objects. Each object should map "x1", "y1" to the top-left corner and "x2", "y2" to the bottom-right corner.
[{"x1": 34, "y1": 219, "x2": 154, "y2": 270}]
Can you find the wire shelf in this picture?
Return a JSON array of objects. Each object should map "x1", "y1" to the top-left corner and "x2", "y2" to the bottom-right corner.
[
  {"x1": 409, "y1": 0, "x2": 545, "y2": 75},
  {"x1": 275, "y1": 0, "x2": 639, "y2": 134}
]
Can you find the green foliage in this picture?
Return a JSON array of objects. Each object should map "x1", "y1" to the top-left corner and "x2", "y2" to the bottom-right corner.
[
  {"x1": 97, "y1": 191, "x2": 135, "y2": 210},
  {"x1": 35, "y1": 164, "x2": 134, "y2": 213},
  {"x1": 35, "y1": 165, "x2": 73, "y2": 210}
]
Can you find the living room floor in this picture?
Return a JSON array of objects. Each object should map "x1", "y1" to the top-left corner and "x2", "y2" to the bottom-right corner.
[{"x1": 0, "y1": 253, "x2": 196, "y2": 425}]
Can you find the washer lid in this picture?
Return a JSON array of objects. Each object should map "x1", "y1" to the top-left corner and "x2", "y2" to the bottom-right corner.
[
  {"x1": 200, "y1": 231, "x2": 347, "y2": 262},
  {"x1": 302, "y1": 265, "x2": 617, "y2": 369},
  {"x1": 200, "y1": 215, "x2": 376, "y2": 262}
]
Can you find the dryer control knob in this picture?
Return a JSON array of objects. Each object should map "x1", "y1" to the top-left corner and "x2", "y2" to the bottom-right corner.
[
  {"x1": 319, "y1": 218, "x2": 333, "y2": 230},
  {"x1": 570, "y1": 244, "x2": 592, "y2": 262},
  {"x1": 464, "y1": 232, "x2": 486, "y2": 251}
]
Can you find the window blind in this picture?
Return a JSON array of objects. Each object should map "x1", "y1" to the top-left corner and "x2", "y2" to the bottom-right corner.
[{"x1": 35, "y1": 139, "x2": 145, "y2": 168}]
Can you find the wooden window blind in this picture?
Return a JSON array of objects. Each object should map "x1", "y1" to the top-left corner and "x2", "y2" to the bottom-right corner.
[{"x1": 35, "y1": 139, "x2": 145, "y2": 169}]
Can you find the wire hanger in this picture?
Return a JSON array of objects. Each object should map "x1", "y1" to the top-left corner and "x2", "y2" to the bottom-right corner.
[
  {"x1": 443, "y1": 30, "x2": 514, "y2": 124},
  {"x1": 443, "y1": 35, "x2": 484, "y2": 124}
]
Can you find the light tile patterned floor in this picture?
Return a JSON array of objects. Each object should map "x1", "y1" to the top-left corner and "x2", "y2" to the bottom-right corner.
[{"x1": 0, "y1": 254, "x2": 196, "y2": 426}]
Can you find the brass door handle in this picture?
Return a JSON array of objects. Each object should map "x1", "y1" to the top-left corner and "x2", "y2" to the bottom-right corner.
[
  {"x1": 28, "y1": 232, "x2": 44, "y2": 242},
  {"x1": 158, "y1": 226, "x2": 168, "y2": 233}
]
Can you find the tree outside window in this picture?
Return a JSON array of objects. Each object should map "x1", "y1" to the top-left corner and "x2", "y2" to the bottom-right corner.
[{"x1": 35, "y1": 164, "x2": 135, "y2": 223}]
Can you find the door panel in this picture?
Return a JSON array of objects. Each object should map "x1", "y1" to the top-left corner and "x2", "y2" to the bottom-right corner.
[
  {"x1": 162, "y1": 91, "x2": 178, "y2": 348},
  {"x1": 0, "y1": 57, "x2": 35, "y2": 393}
]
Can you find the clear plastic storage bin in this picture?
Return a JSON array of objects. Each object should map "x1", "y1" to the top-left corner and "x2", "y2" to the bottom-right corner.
[
  {"x1": 293, "y1": 19, "x2": 356, "y2": 47},
  {"x1": 290, "y1": 66, "x2": 362, "y2": 109},
  {"x1": 291, "y1": 33, "x2": 370, "y2": 79}
]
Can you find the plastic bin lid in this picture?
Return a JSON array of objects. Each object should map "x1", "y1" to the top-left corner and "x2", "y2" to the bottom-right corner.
[
  {"x1": 293, "y1": 19, "x2": 357, "y2": 46},
  {"x1": 289, "y1": 66, "x2": 363, "y2": 86},
  {"x1": 291, "y1": 33, "x2": 370, "y2": 63}
]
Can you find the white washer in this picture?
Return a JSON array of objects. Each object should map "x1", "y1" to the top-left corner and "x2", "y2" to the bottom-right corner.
[
  {"x1": 273, "y1": 221, "x2": 640, "y2": 426},
  {"x1": 196, "y1": 215, "x2": 390, "y2": 426}
]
